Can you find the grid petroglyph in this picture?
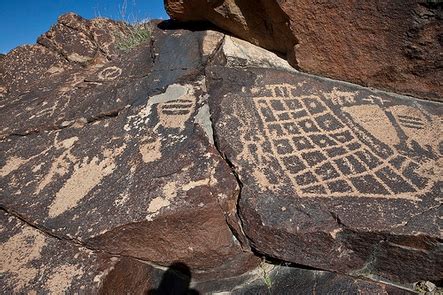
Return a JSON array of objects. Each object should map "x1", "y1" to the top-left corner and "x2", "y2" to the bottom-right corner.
[{"x1": 246, "y1": 84, "x2": 441, "y2": 200}]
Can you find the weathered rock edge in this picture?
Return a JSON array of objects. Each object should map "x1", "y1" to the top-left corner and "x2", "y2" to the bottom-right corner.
[{"x1": 165, "y1": 0, "x2": 443, "y2": 101}]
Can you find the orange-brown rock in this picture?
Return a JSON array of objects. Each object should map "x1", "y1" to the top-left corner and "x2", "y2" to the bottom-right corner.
[{"x1": 165, "y1": 0, "x2": 443, "y2": 100}]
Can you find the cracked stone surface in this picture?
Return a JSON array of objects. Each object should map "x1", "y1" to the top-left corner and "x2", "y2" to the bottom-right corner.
[
  {"x1": 0, "y1": 210, "x2": 157, "y2": 294},
  {"x1": 1, "y1": 11, "x2": 441, "y2": 293},
  {"x1": 0, "y1": 15, "x2": 259, "y2": 292},
  {"x1": 230, "y1": 264, "x2": 415, "y2": 295},
  {"x1": 37, "y1": 13, "x2": 130, "y2": 64},
  {"x1": 207, "y1": 36, "x2": 443, "y2": 284}
]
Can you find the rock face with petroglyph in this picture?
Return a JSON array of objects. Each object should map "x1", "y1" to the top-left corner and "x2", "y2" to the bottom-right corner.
[
  {"x1": 207, "y1": 36, "x2": 443, "y2": 284},
  {"x1": 0, "y1": 14, "x2": 260, "y2": 293},
  {"x1": 1, "y1": 11, "x2": 442, "y2": 293}
]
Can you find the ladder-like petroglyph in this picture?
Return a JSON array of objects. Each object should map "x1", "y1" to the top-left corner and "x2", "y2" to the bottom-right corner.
[
  {"x1": 243, "y1": 84, "x2": 441, "y2": 200},
  {"x1": 158, "y1": 98, "x2": 196, "y2": 130},
  {"x1": 124, "y1": 83, "x2": 198, "y2": 165}
]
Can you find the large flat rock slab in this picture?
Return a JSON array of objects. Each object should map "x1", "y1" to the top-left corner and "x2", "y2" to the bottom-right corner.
[
  {"x1": 1, "y1": 21, "x2": 257, "y2": 280},
  {"x1": 0, "y1": 79, "x2": 256, "y2": 275},
  {"x1": 207, "y1": 37, "x2": 442, "y2": 283},
  {"x1": 0, "y1": 46, "x2": 151, "y2": 138}
]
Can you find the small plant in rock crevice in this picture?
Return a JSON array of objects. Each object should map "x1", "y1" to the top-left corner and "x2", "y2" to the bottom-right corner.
[
  {"x1": 115, "y1": 23, "x2": 152, "y2": 52},
  {"x1": 260, "y1": 259, "x2": 272, "y2": 290},
  {"x1": 113, "y1": 0, "x2": 154, "y2": 52}
]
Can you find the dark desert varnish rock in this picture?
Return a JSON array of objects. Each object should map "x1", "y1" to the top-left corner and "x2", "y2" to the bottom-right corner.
[
  {"x1": 0, "y1": 14, "x2": 259, "y2": 293},
  {"x1": 206, "y1": 36, "x2": 442, "y2": 284},
  {"x1": 0, "y1": 210, "x2": 159, "y2": 293},
  {"x1": 230, "y1": 264, "x2": 416, "y2": 295}
]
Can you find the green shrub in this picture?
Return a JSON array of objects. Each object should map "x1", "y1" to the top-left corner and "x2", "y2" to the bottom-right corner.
[{"x1": 116, "y1": 24, "x2": 151, "y2": 52}]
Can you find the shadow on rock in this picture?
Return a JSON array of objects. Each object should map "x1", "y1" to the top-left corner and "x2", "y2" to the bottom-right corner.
[
  {"x1": 157, "y1": 19, "x2": 222, "y2": 33},
  {"x1": 148, "y1": 262, "x2": 199, "y2": 295}
]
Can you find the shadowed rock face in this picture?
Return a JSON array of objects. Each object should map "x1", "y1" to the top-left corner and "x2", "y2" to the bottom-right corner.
[
  {"x1": 0, "y1": 11, "x2": 441, "y2": 293},
  {"x1": 230, "y1": 264, "x2": 415, "y2": 295},
  {"x1": 165, "y1": 0, "x2": 443, "y2": 101}
]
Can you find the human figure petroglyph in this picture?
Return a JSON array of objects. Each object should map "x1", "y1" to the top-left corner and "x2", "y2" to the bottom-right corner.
[{"x1": 243, "y1": 84, "x2": 441, "y2": 200}]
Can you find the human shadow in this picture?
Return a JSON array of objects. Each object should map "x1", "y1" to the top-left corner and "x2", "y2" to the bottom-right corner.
[{"x1": 148, "y1": 262, "x2": 199, "y2": 295}]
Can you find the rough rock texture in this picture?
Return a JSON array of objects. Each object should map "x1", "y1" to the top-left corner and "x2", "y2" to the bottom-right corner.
[
  {"x1": 231, "y1": 264, "x2": 415, "y2": 295},
  {"x1": 0, "y1": 13, "x2": 131, "y2": 101},
  {"x1": 1, "y1": 11, "x2": 441, "y2": 293},
  {"x1": 165, "y1": 0, "x2": 443, "y2": 100},
  {"x1": 37, "y1": 12, "x2": 130, "y2": 64},
  {"x1": 0, "y1": 14, "x2": 259, "y2": 292},
  {"x1": 207, "y1": 36, "x2": 443, "y2": 284},
  {"x1": 0, "y1": 210, "x2": 153, "y2": 293}
]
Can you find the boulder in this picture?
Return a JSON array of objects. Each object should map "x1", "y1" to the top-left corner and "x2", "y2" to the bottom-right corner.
[
  {"x1": 0, "y1": 13, "x2": 133, "y2": 100},
  {"x1": 37, "y1": 13, "x2": 130, "y2": 64},
  {"x1": 165, "y1": 0, "x2": 443, "y2": 100},
  {"x1": 207, "y1": 35, "x2": 443, "y2": 284}
]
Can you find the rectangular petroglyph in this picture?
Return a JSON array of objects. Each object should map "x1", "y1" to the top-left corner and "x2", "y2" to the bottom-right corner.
[{"x1": 241, "y1": 84, "x2": 442, "y2": 200}]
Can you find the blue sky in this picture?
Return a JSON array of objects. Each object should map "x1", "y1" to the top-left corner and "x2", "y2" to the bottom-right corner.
[{"x1": 0, "y1": 0, "x2": 168, "y2": 53}]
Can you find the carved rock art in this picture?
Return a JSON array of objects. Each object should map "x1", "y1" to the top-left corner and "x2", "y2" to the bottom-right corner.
[
  {"x1": 242, "y1": 83, "x2": 441, "y2": 200},
  {"x1": 0, "y1": 211, "x2": 118, "y2": 293},
  {"x1": 208, "y1": 58, "x2": 442, "y2": 282},
  {"x1": 0, "y1": 76, "x2": 257, "y2": 280},
  {"x1": 97, "y1": 66, "x2": 122, "y2": 81},
  {"x1": 1, "y1": 12, "x2": 441, "y2": 292}
]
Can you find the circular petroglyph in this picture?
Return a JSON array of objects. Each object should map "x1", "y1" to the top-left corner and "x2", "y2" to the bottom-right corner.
[{"x1": 98, "y1": 66, "x2": 122, "y2": 81}]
